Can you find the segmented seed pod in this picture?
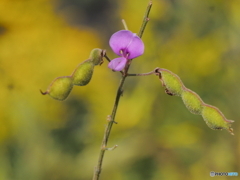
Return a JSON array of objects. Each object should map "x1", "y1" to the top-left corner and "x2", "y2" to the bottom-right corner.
[
  {"x1": 41, "y1": 76, "x2": 73, "y2": 101},
  {"x1": 71, "y1": 59, "x2": 94, "y2": 86},
  {"x1": 41, "y1": 48, "x2": 105, "y2": 101},
  {"x1": 157, "y1": 68, "x2": 234, "y2": 135}
]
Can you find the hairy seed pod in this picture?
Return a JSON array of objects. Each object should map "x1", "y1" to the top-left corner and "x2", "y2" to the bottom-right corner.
[
  {"x1": 201, "y1": 104, "x2": 234, "y2": 135},
  {"x1": 40, "y1": 76, "x2": 73, "y2": 101},
  {"x1": 89, "y1": 48, "x2": 105, "y2": 66},
  {"x1": 181, "y1": 88, "x2": 203, "y2": 115},
  {"x1": 71, "y1": 59, "x2": 94, "y2": 86},
  {"x1": 159, "y1": 69, "x2": 183, "y2": 96},
  {"x1": 157, "y1": 68, "x2": 234, "y2": 135}
]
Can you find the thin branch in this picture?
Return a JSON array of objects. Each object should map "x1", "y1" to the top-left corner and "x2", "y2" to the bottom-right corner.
[{"x1": 127, "y1": 68, "x2": 159, "y2": 77}]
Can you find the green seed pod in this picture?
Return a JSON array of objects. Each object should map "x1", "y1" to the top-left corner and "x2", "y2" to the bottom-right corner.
[
  {"x1": 159, "y1": 69, "x2": 184, "y2": 96},
  {"x1": 89, "y1": 48, "x2": 105, "y2": 66},
  {"x1": 41, "y1": 76, "x2": 73, "y2": 101},
  {"x1": 201, "y1": 104, "x2": 234, "y2": 135},
  {"x1": 157, "y1": 68, "x2": 234, "y2": 135},
  {"x1": 181, "y1": 88, "x2": 203, "y2": 115},
  {"x1": 71, "y1": 59, "x2": 94, "y2": 86}
]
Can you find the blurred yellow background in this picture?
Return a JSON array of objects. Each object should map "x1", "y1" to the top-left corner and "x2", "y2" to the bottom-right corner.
[{"x1": 0, "y1": 0, "x2": 239, "y2": 179}]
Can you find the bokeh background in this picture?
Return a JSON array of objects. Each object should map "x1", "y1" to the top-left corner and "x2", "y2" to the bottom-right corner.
[{"x1": 0, "y1": 0, "x2": 239, "y2": 179}]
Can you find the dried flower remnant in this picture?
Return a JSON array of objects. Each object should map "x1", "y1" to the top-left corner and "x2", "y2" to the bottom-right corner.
[{"x1": 108, "y1": 30, "x2": 144, "y2": 71}]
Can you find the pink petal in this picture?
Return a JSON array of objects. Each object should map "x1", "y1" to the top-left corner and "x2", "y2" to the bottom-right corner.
[
  {"x1": 108, "y1": 57, "x2": 127, "y2": 71},
  {"x1": 127, "y1": 34, "x2": 144, "y2": 59},
  {"x1": 109, "y1": 30, "x2": 144, "y2": 59}
]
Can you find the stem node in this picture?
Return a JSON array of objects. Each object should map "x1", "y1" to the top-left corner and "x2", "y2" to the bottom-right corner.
[{"x1": 105, "y1": 145, "x2": 118, "y2": 151}]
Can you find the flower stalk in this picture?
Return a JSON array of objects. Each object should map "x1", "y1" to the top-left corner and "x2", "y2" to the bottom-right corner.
[{"x1": 92, "y1": 2, "x2": 152, "y2": 180}]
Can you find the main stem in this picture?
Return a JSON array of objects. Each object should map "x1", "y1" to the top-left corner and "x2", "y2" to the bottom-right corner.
[
  {"x1": 92, "y1": 2, "x2": 152, "y2": 180},
  {"x1": 92, "y1": 75, "x2": 127, "y2": 180}
]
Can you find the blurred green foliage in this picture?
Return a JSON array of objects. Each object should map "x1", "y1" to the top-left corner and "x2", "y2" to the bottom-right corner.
[{"x1": 0, "y1": 0, "x2": 239, "y2": 180}]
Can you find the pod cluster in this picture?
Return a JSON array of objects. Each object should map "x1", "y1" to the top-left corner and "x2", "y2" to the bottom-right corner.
[
  {"x1": 40, "y1": 48, "x2": 105, "y2": 101},
  {"x1": 157, "y1": 68, "x2": 234, "y2": 135}
]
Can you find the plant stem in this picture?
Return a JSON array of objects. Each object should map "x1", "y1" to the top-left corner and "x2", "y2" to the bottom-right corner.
[
  {"x1": 92, "y1": 75, "x2": 126, "y2": 180},
  {"x1": 92, "y1": 2, "x2": 152, "y2": 180}
]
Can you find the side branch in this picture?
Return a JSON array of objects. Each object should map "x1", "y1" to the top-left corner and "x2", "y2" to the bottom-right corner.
[{"x1": 127, "y1": 67, "x2": 159, "y2": 77}]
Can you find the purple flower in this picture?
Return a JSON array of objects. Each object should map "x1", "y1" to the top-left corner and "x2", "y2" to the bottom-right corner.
[{"x1": 108, "y1": 30, "x2": 144, "y2": 71}]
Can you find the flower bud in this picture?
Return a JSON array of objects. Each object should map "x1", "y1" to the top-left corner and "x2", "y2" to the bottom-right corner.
[
  {"x1": 41, "y1": 76, "x2": 73, "y2": 101},
  {"x1": 71, "y1": 59, "x2": 94, "y2": 86},
  {"x1": 89, "y1": 48, "x2": 105, "y2": 66}
]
